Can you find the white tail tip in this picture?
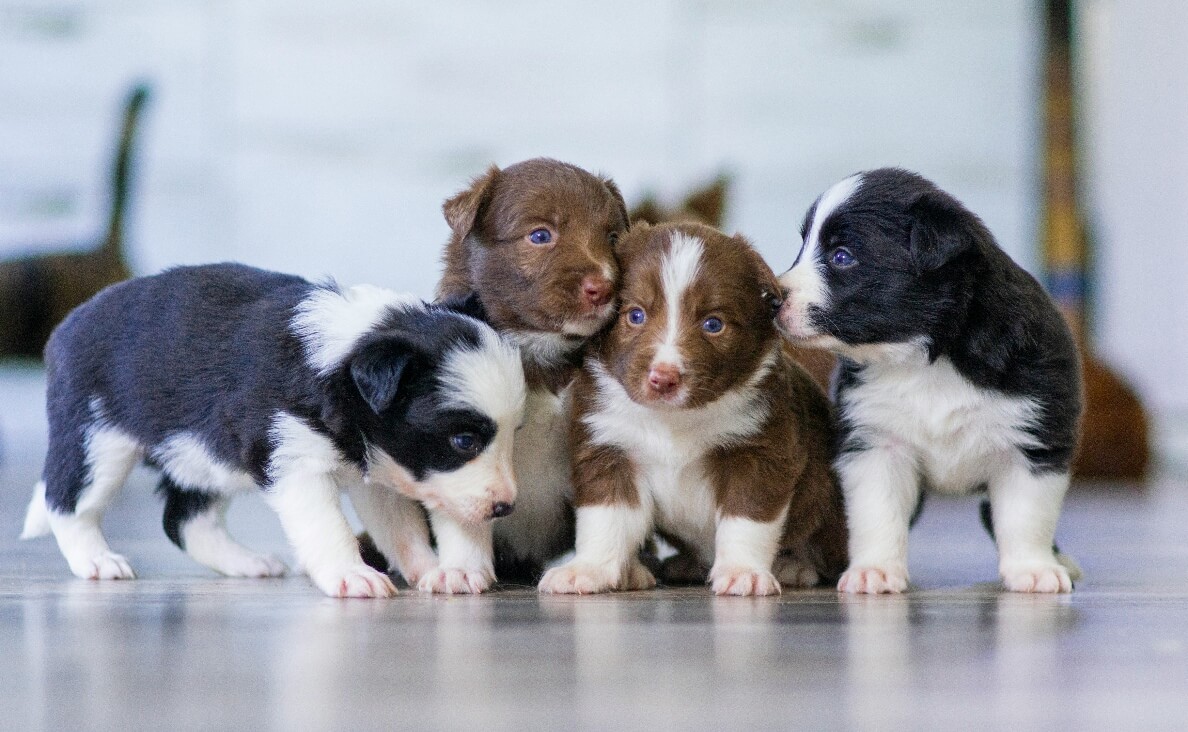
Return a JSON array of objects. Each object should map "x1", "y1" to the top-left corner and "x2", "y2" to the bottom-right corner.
[{"x1": 20, "y1": 481, "x2": 52, "y2": 540}]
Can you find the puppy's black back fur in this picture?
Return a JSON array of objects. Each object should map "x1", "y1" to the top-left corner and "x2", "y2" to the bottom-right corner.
[
  {"x1": 42, "y1": 263, "x2": 496, "y2": 516},
  {"x1": 820, "y1": 169, "x2": 1081, "y2": 473}
]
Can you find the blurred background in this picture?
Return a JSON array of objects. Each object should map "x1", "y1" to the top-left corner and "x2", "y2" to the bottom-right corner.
[{"x1": 0, "y1": 0, "x2": 1184, "y2": 476}]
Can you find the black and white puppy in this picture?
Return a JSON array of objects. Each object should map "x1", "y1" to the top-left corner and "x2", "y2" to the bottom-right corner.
[
  {"x1": 20, "y1": 263, "x2": 525, "y2": 598},
  {"x1": 776, "y1": 168, "x2": 1083, "y2": 594}
]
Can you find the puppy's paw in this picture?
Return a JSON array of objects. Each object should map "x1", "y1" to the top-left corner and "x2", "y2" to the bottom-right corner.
[
  {"x1": 773, "y1": 555, "x2": 820, "y2": 588},
  {"x1": 71, "y1": 552, "x2": 136, "y2": 580},
  {"x1": 658, "y1": 551, "x2": 708, "y2": 585},
  {"x1": 710, "y1": 566, "x2": 781, "y2": 596},
  {"x1": 1001, "y1": 561, "x2": 1073, "y2": 593},
  {"x1": 538, "y1": 563, "x2": 617, "y2": 595},
  {"x1": 837, "y1": 565, "x2": 908, "y2": 594},
  {"x1": 223, "y1": 553, "x2": 287, "y2": 579},
  {"x1": 395, "y1": 551, "x2": 439, "y2": 587},
  {"x1": 416, "y1": 566, "x2": 494, "y2": 594},
  {"x1": 314, "y1": 564, "x2": 398, "y2": 598},
  {"x1": 623, "y1": 560, "x2": 657, "y2": 591}
]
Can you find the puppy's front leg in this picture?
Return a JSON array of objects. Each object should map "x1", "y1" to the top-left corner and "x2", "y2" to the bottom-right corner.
[
  {"x1": 989, "y1": 464, "x2": 1075, "y2": 593},
  {"x1": 538, "y1": 503, "x2": 656, "y2": 594},
  {"x1": 267, "y1": 473, "x2": 397, "y2": 598},
  {"x1": 418, "y1": 510, "x2": 495, "y2": 594},
  {"x1": 836, "y1": 444, "x2": 919, "y2": 594},
  {"x1": 710, "y1": 513, "x2": 786, "y2": 596},
  {"x1": 346, "y1": 482, "x2": 438, "y2": 586}
]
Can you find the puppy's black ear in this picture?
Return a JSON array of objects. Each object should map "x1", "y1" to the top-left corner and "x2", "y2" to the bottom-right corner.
[
  {"x1": 437, "y1": 291, "x2": 488, "y2": 324},
  {"x1": 908, "y1": 190, "x2": 978, "y2": 273},
  {"x1": 443, "y1": 165, "x2": 500, "y2": 242},
  {"x1": 601, "y1": 176, "x2": 630, "y2": 232},
  {"x1": 349, "y1": 337, "x2": 417, "y2": 415}
]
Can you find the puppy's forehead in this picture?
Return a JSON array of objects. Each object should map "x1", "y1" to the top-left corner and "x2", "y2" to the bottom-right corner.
[
  {"x1": 805, "y1": 174, "x2": 863, "y2": 247},
  {"x1": 490, "y1": 161, "x2": 621, "y2": 229},
  {"x1": 437, "y1": 325, "x2": 526, "y2": 423}
]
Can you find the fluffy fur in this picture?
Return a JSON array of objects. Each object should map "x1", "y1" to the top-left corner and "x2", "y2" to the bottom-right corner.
[
  {"x1": 540, "y1": 222, "x2": 847, "y2": 596},
  {"x1": 363, "y1": 158, "x2": 629, "y2": 584},
  {"x1": 20, "y1": 263, "x2": 525, "y2": 597},
  {"x1": 777, "y1": 168, "x2": 1083, "y2": 594}
]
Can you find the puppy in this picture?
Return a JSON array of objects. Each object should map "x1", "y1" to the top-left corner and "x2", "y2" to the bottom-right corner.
[
  {"x1": 539, "y1": 222, "x2": 847, "y2": 596},
  {"x1": 20, "y1": 263, "x2": 525, "y2": 598},
  {"x1": 433, "y1": 158, "x2": 629, "y2": 582},
  {"x1": 777, "y1": 168, "x2": 1083, "y2": 594}
]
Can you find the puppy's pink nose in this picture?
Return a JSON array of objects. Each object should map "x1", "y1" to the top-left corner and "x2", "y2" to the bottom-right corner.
[
  {"x1": 647, "y1": 363, "x2": 682, "y2": 395},
  {"x1": 581, "y1": 275, "x2": 612, "y2": 308}
]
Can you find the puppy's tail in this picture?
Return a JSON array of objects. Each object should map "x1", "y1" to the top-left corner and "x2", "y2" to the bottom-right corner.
[{"x1": 20, "y1": 481, "x2": 52, "y2": 540}]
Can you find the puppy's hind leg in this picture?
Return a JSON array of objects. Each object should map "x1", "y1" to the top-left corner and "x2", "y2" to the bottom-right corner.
[
  {"x1": 989, "y1": 464, "x2": 1076, "y2": 593},
  {"x1": 160, "y1": 476, "x2": 286, "y2": 578},
  {"x1": 45, "y1": 426, "x2": 141, "y2": 580}
]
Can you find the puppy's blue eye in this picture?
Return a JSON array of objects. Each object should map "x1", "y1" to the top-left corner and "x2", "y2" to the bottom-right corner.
[
  {"x1": 450, "y1": 433, "x2": 479, "y2": 454},
  {"x1": 528, "y1": 228, "x2": 552, "y2": 245},
  {"x1": 702, "y1": 317, "x2": 724, "y2": 334},
  {"x1": 627, "y1": 307, "x2": 646, "y2": 325},
  {"x1": 829, "y1": 247, "x2": 857, "y2": 269}
]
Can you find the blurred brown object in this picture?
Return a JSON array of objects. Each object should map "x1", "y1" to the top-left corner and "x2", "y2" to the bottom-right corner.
[
  {"x1": 628, "y1": 173, "x2": 838, "y2": 393},
  {"x1": 0, "y1": 83, "x2": 148, "y2": 358},
  {"x1": 1042, "y1": 1, "x2": 1149, "y2": 481}
]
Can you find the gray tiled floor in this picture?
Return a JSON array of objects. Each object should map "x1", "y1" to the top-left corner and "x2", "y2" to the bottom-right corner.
[{"x1": 2, "y1": 367, "x2": 1187, "y2": 731}]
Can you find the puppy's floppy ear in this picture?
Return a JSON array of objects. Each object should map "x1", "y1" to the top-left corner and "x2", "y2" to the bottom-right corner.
[
  {"x1": 684, "y1": 175, "x2": 729, "y2": 228},
  {"x1": 437, "y1": 291, "x2": 488, "y2": 324},
  {"x1": 614, "y1": 221, "x2": 652, "y2": 270},
  {"x1": 601, "y1": 176, "x2": 630, "y2": 231},
  {"x1": 736, "y1": 234, "x2": 783, "y2": 317},
  {"x1": 349, "y1": 336, "x2": 418, "y2": 415},
  {"x1": 908, "y1": 190, "x2": 978, "y2": 273},
  {"x1": 443, "y1": 165, "x2": 500, "y2": 241}
]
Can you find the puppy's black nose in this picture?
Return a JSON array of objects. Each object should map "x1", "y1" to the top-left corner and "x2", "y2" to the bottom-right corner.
[{"x1": 491, "y1": 502, "x2": 515, "y2": 518}]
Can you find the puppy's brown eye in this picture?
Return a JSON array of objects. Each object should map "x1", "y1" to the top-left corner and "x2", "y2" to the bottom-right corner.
[{"x1": 528, "y1": 228, "x2": 552, "y2": 245}]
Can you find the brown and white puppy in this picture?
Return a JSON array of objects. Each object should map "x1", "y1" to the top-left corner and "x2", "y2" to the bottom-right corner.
[
  {"x1": 434, "y1": 158, "x2": 629, "y2": 582},
  {"x1": 539, "y1": 222, "x2": 847, "y2": 596}
]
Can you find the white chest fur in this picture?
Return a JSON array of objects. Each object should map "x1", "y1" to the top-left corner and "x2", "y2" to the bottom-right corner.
[
  {"x1": 841, "y1": 354, "x2": 1041, "y2": 493},
  {"x1": 583, "y1": 362, "x2": 769, "y2": 562},
  {"x1": 493, "y1": 386, "x2": 575, "y2": 561}
]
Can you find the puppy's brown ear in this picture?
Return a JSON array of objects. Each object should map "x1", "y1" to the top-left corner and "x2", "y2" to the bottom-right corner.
[
  {"x1": 908, "y1": 190, "x2": 979, "y2": 273},
  {"x1": 443, "y1": 165, "x2": 500, "y2": 241},
  {"x1": 684, "y1": 175, "x2": 729, "y2": 228},
  {"x1": 601, "y1": 176, "x2": 630, "y2": 231},
  {"x1": 615, "y1": 221, "x2": 652, "y2": 270},
  {"x1": 736, "y1": 234, "x2": 783, "y2": 317}
]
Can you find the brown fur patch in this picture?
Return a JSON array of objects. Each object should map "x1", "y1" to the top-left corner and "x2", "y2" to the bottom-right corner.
[
  {"x1": 438, "y1": 158, "x2": 628, "y2": 391},
  {"x1": 573, "y1": 222, "x2": 849, "y2": 582}
]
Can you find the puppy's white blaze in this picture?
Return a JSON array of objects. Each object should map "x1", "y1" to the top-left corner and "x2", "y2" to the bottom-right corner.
[
  {"x1": 292, "y1": 284, "x2": 421, "y2": 376},
  {"x1": 656, "y1": 232, "x2": 705, "y2": 371},
  {"x1": 438, "y1": 328, "x2": 526, "y2": 427},
  {"x1": 779, "y1": 174, "x2": 863, "y2": 333},
  {"x1": 153, "y1": 432, "x2": 257, "y2": 494},
  {"x1": 267, "y1": 412, "x2": 345, "y2": 480},
  {"x1": 712, "y1": 511, "x2": 787, "y2": 572}
]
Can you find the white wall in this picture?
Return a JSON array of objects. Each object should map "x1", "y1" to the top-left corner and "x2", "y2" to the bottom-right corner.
[
  {"x1": 1080, "y1": 0, "x2": 1188, "y2": 413},
  {"x1": 1, "y1": 1, "x2": 1041, "y2": 302}
]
